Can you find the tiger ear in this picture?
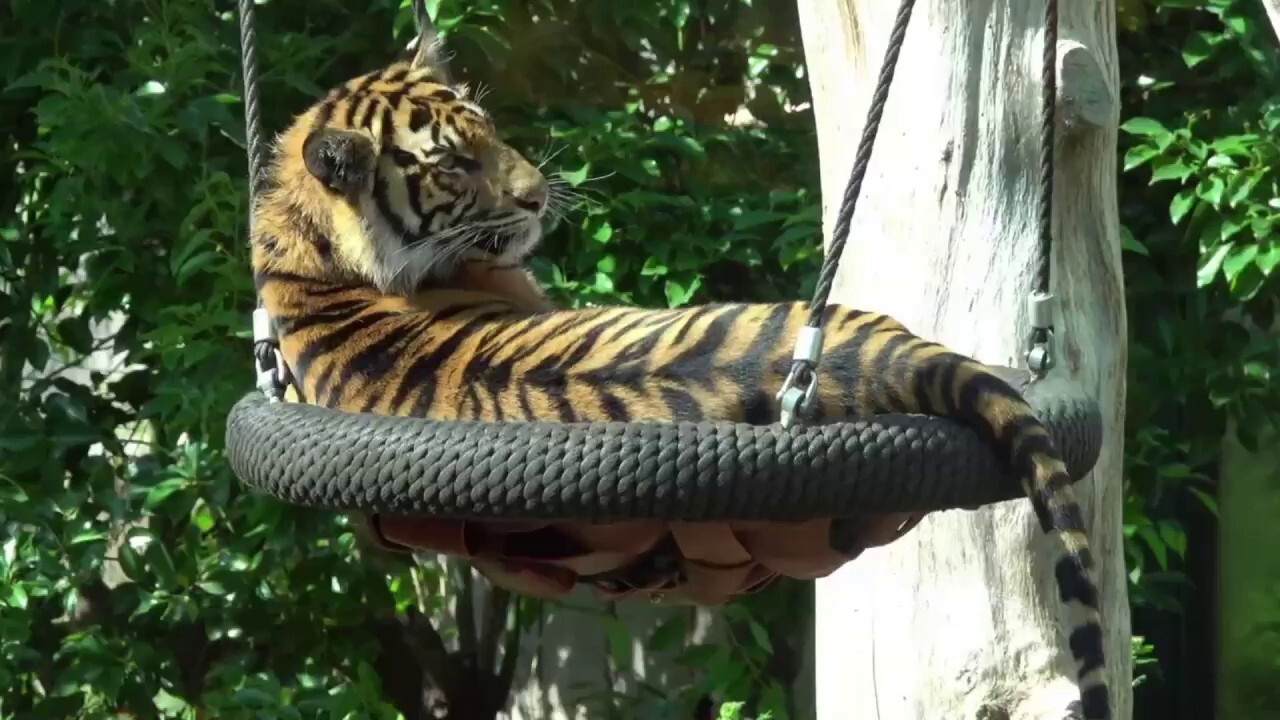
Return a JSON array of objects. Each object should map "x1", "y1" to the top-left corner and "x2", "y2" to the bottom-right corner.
[
  {"x1": 303, "y1": 128, "x2": 376, "y2": 197},
  {"x1": 407, "y1": 14, "x2": 453, "y2": 84}
]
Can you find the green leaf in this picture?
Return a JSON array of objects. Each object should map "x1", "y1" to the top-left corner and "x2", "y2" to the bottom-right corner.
[
  {"x1": 1169, "y1": 190, "x2": 1195, "y2": 225},
  {"x1": 747, "y1": 619, "x2": 773, "y2": 653},
  {"x1": 1197, "y1": 243, "x2": 1231, "y2": 287},
  {"x1": 1120, "y1": 226, "x2": 1149, "y2": 256},
  {"x1": 592, "y1": 222, "x2": 614, "y2": 245},
  {"x1": 640, "y1": 257, "x2": 669, "y2": 277},
  {"x1": 560, "y1": 163, "x2": 591, "y2": 187},
  {"x1": 718, "y1": 701, "x2": 746, "y2": 720},
  {"x1": 1181, "y1": 31, "x2": 1219, "y2": 68},
  {"x1": 153, "y1": 688, "x2": 191, "y2": 715},
  {"x1": 1211, "y1": 134, "x2": 1260, "y2": 156},
  {"x1": 197, "y1": 581, "x2": 227, "y2": 597},
  {"x1": 6, "y1": 584, "x2": 29, "y2": 609},
  {"x1": 1150, "y1": 162, "x2": 1193, "y2": 184},
  {"x1": 664, "y1": 276, "x2": 702, "y2": 307},
  {"x1": 69, "y1": 531, "x2": 108, "y2": 546},
  {"x1": 1123, "y1": 145, "x2": 1160, "y2": 171},
  {"x1": 1256, "y1": 245, "x2": 1280, "y2": 275},
  {"x1": 604, "y1": 616, "x2": 632, "y2": 670},
  {"x1": 144, "y1": 477, "x2": 189, "y2": 511},
  {"x1": 191, "y1": 501, "x2": 215, "y2": 533},
  {"x1": 1196, "y1": 175, "x2": 1226, "y2": 206},
  {"x1": 1221, "y1": 244, "x2": 1258, "y2": 282},
  {"x1": 1136, "y1": 525, "x2": 1168, "y2": 570},
  {"x1": 1158, "y1": 523, "x2": 1187, "y2": 560},
  {"x1": 1120, "y1": 117, "x2": 1169, "y2": 138}
]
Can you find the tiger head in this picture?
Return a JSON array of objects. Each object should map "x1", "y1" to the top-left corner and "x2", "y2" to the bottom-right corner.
[{"x1": 253, "y1": 21, "x2": 550, "y2": 295}]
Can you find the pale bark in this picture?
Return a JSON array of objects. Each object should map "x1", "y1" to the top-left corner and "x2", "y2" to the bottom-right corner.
[
  {"x1": 1264, "y1": 0, "x2": 1280, "y2": 43},
  {"x1": 797, "y1": 2, "x2": 1131, "y2": 718}
]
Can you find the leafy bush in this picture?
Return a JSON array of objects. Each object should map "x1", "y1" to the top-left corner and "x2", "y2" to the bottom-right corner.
[{"x1": 1116, "y1": 0, "x2": 1279, "y2": 714}]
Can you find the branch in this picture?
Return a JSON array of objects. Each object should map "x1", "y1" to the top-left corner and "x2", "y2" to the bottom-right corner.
[
  {"x1": 453, "y1": 562, "x2": 477, "y2": 662},
  {"x1": 401, "y1": 608, "x2": 456, "y2": 689},
  {"x1": 494, "y1": 597, "x2": 525, "y2": 699},
  {"x1": 477, "y1": 586, "x2": 511, "y2": 672}
]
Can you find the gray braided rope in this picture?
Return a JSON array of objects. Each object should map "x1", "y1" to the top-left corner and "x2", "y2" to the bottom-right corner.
[
  {"x1": 802, "y1": 0, "x2": 917, "y2": 331},
  {"x1": 237, "y1": 0, "x2": 268, "y2": 201},
  {"x1": 1036, "y1": 0, "x2": 1059, "y2": 300}
]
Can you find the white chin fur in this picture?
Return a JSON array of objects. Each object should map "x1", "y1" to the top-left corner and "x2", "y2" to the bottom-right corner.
[{"x1": 371, "y1": 214, "x2": 543, "y2": 295}]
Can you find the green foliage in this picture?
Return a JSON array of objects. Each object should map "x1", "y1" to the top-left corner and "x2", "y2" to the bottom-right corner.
[
  {"x1": 1116, "y1": 0, "x2": 1280, "y2": 710},
  {"x1": 1, "y1": 0, "x2": 813, "y2": 717}
]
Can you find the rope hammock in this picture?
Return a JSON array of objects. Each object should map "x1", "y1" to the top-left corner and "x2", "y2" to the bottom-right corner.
[{"x1": 226, "y1": 1, "x2": 1097, "y2": 530}]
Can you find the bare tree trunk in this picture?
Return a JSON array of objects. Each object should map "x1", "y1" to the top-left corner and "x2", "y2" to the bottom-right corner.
[
  {"x1": 1263, "y1": 0, "x2": 1280, "y2": 42},
  {"x1": 796, "y1": 2, "x2": 1131, "y2": 718}
]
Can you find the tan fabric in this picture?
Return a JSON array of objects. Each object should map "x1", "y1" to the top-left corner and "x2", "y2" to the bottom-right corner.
[{"x1": 364, "y1": 512, "x2": 927, "y2": 605}]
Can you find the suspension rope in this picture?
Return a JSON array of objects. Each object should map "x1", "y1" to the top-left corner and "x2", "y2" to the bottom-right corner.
[
  {"x1": 238, "y1": 0, "x2": 268, "y2": 202},
  {"x1": 776, "y1": 0, "x2": 918, "y2": 427},
  {"x1": 1037, "y1": 0, "x2": 1058, "y2": 297},
  {"x1": 803, "y1": 0, "x2": 917, "y2": 331},
  {"x1": 1027, "y1": 0, "x2": 1060, "y2": 376},
  {"x1": 237, "y1": 0, "x2": 286, "y2": 402}
]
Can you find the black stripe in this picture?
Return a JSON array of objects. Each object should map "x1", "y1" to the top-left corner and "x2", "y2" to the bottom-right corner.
[
  {"x1": 824, "y1": 314, "x2": 893, "y2": 368},
  {"x1": 937, "y1": 357, "x2": 960, "y2": 415},
  {"x1": 912, "y1": 360, "x2": 940, "y2": 416},
  {"x1": 659, "y1": 385, "x2": 702, "y2": 421},
  {"x1": 378, "y1": 104, "x2": 395, "y2": 142},
  {"x1": 277, "y1": 299, "x2": 372, "y2": 336},
  {"x1": 740, "y1": 390, "x2": 773, "y2": 425},
  {"x1": 344, "y1": 94, "x2": 365, "y2": 128},
  {"x1": 603, "y1": 309, "x2": 667, "y2": 345},
  {"x1": 517, "y1": 381, "x2": 536, "y2": 419},
  {"x1": 391, "y1": 311, "x2": 508, "y2": 417},
  {"x1": 373, "y1": 171, "x2": 409, "y2": 239},
  {"x1": 1069, "y1": 621, "x2": 1105, "y2": 677},
  {"x1": 598, "y1": 389, "x2": 630, "y2": 422},
  {"x1": 1055, "y1": 553, "x2": 1099, "y2": 608},
  {"x1": 1050, "y1": 504, "x2": 1088, "y2": 535},
  {"x1": 409, "y1": 106, "x2": 433, "y2": 132},
  {"x1": 462, "y1": 385, "x2": 484, "y2": 419},
  {"x1": 405, "y1": 172, "x2": 427, "y2": 226},
  {"x1": 336, "y1": 321, "x2": 419, "y2": 394},
  {"x1": 312, "y1": 313, "x2": 403, "y2": 407},
  {"x1": 355, "y1": 96, "x2": 381, "y2": 132},
  {"x1": 670, "y1": 308, "x2": 707, "y2": 345},
  {"x1": 545, "y1": 384, "x2": 576, "y2": 423},
  {"x1": 1080, "y1": 685, "x2": 1111, "y2": 720},
  {"x1": 866, "y1": 331, "x2": 913, "y2": 412},
  {"x1": 292, "y1": 310, "x2": 399, "y2": 385},
  {"x1": 658, "y1": 306, "x2": 746, "y2": 387}
]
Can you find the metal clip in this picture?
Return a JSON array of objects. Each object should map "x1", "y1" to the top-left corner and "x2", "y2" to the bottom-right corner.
[
  {"x1": 1025, "y1": 291, "x2": 1056, "y2": 378},
  {"x1": 777, "y1": 326, "x2": 824, "y2": 429},
  {"x1": 253, "y1": 307, "x2": 290, "y2": 402}
]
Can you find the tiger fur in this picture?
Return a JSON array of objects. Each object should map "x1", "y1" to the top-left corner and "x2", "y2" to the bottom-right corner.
[{"x1": 247, "y1": 24, "x2": 1111, "y2": 720}]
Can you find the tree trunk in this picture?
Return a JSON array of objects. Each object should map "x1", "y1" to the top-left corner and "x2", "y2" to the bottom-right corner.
[
  {"x1": 796, "y1": 2, "x2": 1131, "y2": 718},
  {"x1": 1264, "y1": 0, "x2": 1280, "y2": 42}
]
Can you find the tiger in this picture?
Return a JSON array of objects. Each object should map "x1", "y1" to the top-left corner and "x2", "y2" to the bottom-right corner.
[{"x1": 246, "y1": 21, "x2": 1111, "y2": 720}]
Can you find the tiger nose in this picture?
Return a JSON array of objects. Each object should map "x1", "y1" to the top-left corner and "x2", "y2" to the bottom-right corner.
[{"x1": 511, "y1": 178, "x2": 549, "y2": 215}]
